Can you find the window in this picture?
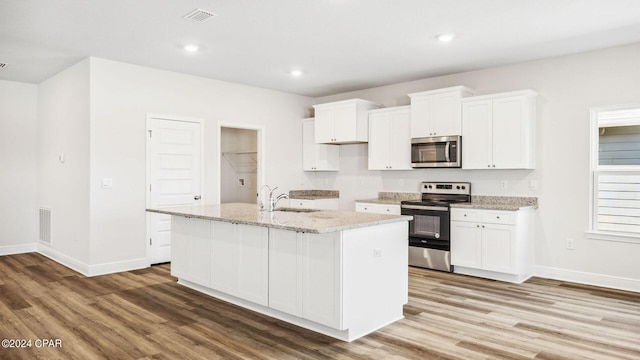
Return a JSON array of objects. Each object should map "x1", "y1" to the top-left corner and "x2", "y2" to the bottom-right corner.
[{"x1": 589, "y1": 104, "x2": 640, "y2": 242}]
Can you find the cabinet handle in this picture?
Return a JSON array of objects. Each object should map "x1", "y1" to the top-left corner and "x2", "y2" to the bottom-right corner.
[
  {"x1": 496, "y1": 216, "x2": 500, "y2": 219},
  {"x1": 492, "y1": 164, "x2": 496, "y2": 168},
  {"x1": 487, "y1": 164, "x2": 491, "y2": 168},
  {"x1": 482, "y1": 225, "x2": 485, "y2": 228},
  {"x1": 464, "y1": 214, "x2": 467, "y2": 217},
  {"x1": 476, "y1": 225, "x2": 480, "y2": 228}
]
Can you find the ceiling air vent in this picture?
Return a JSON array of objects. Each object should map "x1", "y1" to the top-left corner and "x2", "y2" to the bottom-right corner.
[
  {"x1": 0, "y1": 63, "x2": 8, "y2": 70},
  {"x1": 183, "y1": 8, "x2": 217, "y2": 22}
]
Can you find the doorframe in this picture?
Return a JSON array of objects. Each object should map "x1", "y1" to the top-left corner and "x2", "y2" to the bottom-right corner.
[
  {"x1": 216, "y1": 122, "x2": 265, "y2": 205},
  {"x1": 145, "y1": 113, "x2": 204, "y2": 265}
]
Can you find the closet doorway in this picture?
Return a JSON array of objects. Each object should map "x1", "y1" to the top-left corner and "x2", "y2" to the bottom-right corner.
[{"x1": 219, "y1": 125, "x2": 262, "y2": 204}]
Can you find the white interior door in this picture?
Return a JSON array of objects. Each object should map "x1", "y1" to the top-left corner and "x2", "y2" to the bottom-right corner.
[{"x1": 147, "y1": 116, "x2": 202, "y2": 264}]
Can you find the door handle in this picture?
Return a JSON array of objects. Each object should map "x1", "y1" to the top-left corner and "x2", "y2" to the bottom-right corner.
[{"x1": 194, "y1": 195, "x2": 201, "y2": 200}]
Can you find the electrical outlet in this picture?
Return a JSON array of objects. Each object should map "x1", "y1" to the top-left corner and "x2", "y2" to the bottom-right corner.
[
  {"x1": 500, "y1": 180, "x2": 508, "y2": 189},
  {"x1": 566, "y1": 238, "x2": 575, "y2": 250},
  {"x1": 399, "y1": 179, "x2": 404, "y2": 186},
  {"x1": 529, "y1": 180, "x2": 538, "y2": 190},
  {"x1": 373, "y1": 248, "x2": 383, "y2": 257}
]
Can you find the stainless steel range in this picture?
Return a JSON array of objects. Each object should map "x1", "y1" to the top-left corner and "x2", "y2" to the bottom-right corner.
[{"x1": 401, "y1": 182, "x2": 471, "y2": 272}]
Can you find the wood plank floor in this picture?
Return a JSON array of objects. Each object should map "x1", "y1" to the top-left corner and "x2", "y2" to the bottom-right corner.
[{"x1": 1, "y1": 253, "x2": 638, "y2": 359}]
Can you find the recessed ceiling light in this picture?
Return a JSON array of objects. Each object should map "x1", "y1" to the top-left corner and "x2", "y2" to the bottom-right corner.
[
  {"x1": 184, "y1": 44, "x2": 199, "y2": 53},
  {"x1": 436, "y1": 33, "x2": 455, "y2": 42},
  {"x1": 291, "y1": 70, "x2": 303, "y2": 77}
]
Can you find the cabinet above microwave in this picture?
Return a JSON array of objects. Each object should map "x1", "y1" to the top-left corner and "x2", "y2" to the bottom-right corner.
[{"x1": 408, "y1": 86, "x2": 475, "y2": 138}]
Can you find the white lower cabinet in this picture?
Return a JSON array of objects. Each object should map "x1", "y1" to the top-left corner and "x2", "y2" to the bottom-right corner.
[
  {"x1": 355, "y1": 202, "x2": 401, "y2": 215},
  {"x1": 450, "y1": 208, "x2": 533, "y2": 283},
  {"x1": 210, "y1": 221, "x2": 268, "y2": 306},
  {"x1": 171, "y1": 217, "x2": 211, "y2": 287},
  {"x1": 269, "y1": 229, "x2": 342, "y2": 329}
]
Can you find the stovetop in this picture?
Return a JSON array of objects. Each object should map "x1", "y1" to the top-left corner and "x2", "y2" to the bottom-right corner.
[{"x1": 401, "y1": 181, "x2": 472, "y2": 207}]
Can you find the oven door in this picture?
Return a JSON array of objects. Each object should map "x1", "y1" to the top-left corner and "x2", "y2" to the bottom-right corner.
[
  {"x1": 401, "y1": 205, "x2": 451, "y2": 251},
  {"x1": 411, "y1": 136, "x2": 461, "y2": 168}
]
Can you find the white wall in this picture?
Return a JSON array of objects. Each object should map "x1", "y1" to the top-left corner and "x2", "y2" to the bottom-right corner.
[
  {"x1": 88, "y1": 57, "x2": 313, "y2": 270},
  {"x1": 37, "y1": 59, "x2": 91, "y2": 266},
  {"x1": 310, "y1": 43, "x2": 640, "y2": 290},
  {"x1": 0, "y1": 80, "x2": 38, "y2": 254}
]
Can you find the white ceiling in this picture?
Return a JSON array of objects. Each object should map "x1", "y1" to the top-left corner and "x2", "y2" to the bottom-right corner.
[{"x1": 2, "y1": 0, "x2": 640, "y2": 97}]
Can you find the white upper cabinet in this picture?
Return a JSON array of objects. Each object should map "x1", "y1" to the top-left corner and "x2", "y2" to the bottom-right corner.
[
  {"x1": 302, "y1": 118, "x2": 339, "y2": 171},
  {"x1": 408, "y1": 86, "x2": 475, "y2": 138},
  {"x1": 462, "y1": 90, "x2": 537, "y2": 170},
  {"x1": 313, "y1": 99, "x2": 381, "y2": 144},
  {"x1": 368, "y1": 106, "x2": 412, "y2": 170}
]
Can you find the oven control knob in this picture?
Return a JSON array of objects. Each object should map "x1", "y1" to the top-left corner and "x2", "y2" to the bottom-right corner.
[
  {"x1": 462, "y1": 186, "x2": 466, "y2": 189},
  {"x1": 435, "y1": 233, "x2": 440, "y2": 239},
  {"x1": 456, "y1": 185, "x2": 460, "y2": 189}
]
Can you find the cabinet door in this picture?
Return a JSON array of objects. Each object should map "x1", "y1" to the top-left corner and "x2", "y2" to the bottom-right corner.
[
  {"x1": 302, "y1": 232, "x2": 342, "y2": 329},
  {"x1": 481, "y1": 223, "x2": 517, "y2": 274},
  {"x1": 268, "y1": 229, "x2": 303, "y2": 317},
  {"x1": 332, "y1": 103, "x2": 357, "y2": 142},
  {"x1": 450, "y1": 221, "x2": 482, "y2": 268},
  {"x1": 302, "y1": 120, "x2": 317, "y2": 170},
  {"x1": 189, "y1": 218, "x2": 212, "y2": 287},
  {"x1": 303, "y1": 119, "x2": 338, "y2": 171},
  {"x1": 368, "y1": 112, "x2": 390, "y2": 170},
  {"x1": 314, "y1": 107, "x2": 335, "y2": 143},
  {"x1": 210, "y1": 221, "x2": 236, "y2": 294},
  {"x1": 235, "y1": 224, "x2": 269, "y2": 306},
  {"x1": 492, "y1": 96, "x2": 527, "y2": 169},
  {"x1": 388, "y1": 110, "x2": 412, "y2": 169},
  {"x1": 170, "y1": 216, "x2": 190, "y2": 279},
  {"x1": 410, "y1": 95, "x2": 433, "y2": 138},
  {"x1": 462, "y1": 99, "x2": 493, "y2": 169},
  {"x1": 430, "y1": 91, "x2": 462, "y2": 136}
]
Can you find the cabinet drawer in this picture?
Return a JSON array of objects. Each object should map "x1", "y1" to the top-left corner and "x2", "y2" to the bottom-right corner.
[
  {"x1": 377, "y1": 204, "x2": 401, "y2": 215},
  {"x1": 355, "y1": 202, "x2": 376, "y2": 213},
  {"x1": 450, "y1": 208, "x2": 481, "y2": 222},
  {"x1": 289, "y1": 199, "x2": 315, "y2": 209},
  {"x1": 481, "y1": 210, "x2": 515, "y2": 225}
]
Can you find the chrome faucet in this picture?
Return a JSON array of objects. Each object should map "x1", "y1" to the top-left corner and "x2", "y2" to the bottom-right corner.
[
  {"x1": 270, "y1": 192, "x2": 289, "y2": 212},
  {"x1": 259, "y1": 185, "x2": 289, "y2": 211}
]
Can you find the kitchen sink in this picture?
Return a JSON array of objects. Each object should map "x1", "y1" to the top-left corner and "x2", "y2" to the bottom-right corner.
[{"x1": 274, "y1": 208, "x2": 321, "y2": 213}]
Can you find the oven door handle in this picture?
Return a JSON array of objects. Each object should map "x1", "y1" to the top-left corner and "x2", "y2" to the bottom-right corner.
[
  {"x1": 417, "y1": 232, "x2": 441, "y2": 240},
  {"x1": 401, "y1": 204, "x2": 449, "y2": 211}
]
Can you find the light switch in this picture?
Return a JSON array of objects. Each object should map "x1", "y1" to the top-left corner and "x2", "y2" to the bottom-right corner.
[{"x1": 101, "y1": 178, "x2": 113, "y2": 189}]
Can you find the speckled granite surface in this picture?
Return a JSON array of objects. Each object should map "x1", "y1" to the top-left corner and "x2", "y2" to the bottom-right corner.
[
  {"x1": 356, "y1": 192, "x2": 421, "y2": 205},
  {"x1": 288, "y1": 189, "x2": 339, "y2": 200},
  {"x1": 451, "y1": 196, "x2": 538, "y2": 211},
  {"x1": 147, "y1": 203, "x2": 410, "y2": 234}
]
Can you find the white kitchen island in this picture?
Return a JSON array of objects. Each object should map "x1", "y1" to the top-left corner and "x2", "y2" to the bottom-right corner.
[{"x1": 146, "y1": 203, "x2": 411, "y2": 342}]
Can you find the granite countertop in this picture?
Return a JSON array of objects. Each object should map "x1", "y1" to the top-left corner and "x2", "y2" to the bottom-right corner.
[
  {"x1": 450, "y1": 196, "x2": 538, "y2": 211},
  {"x1": 356, "y1": 192, "x2": 421, "y2": 205},
  {"x1": 289, "y1": 189, "x2": 339, "y2": 200},
  {"x1": 147, "y1": 203, "x2": 411, "y2": 234}
]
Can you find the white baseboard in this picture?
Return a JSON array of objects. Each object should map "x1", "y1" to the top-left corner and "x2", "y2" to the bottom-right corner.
[
  {"x1": 0, "y1": 243, "x2": 38, "y2": 256},
  {"x1": 36, "y1": 243, "x2": 148, "y2": 277},
  {"x1": 534, "y1": 265, "x2": 640, "y2": 293},
  {"x1": 37, "y1": 243, "x2": 90, "y2": 275},
  {"x1": 86, "y1": 257, "x2": 148, "y2": 277}
]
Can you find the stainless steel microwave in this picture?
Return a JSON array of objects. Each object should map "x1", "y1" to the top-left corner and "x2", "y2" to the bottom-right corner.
[{"x1": 411, "y1": 135, "x2": 461, "y2": 168}]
